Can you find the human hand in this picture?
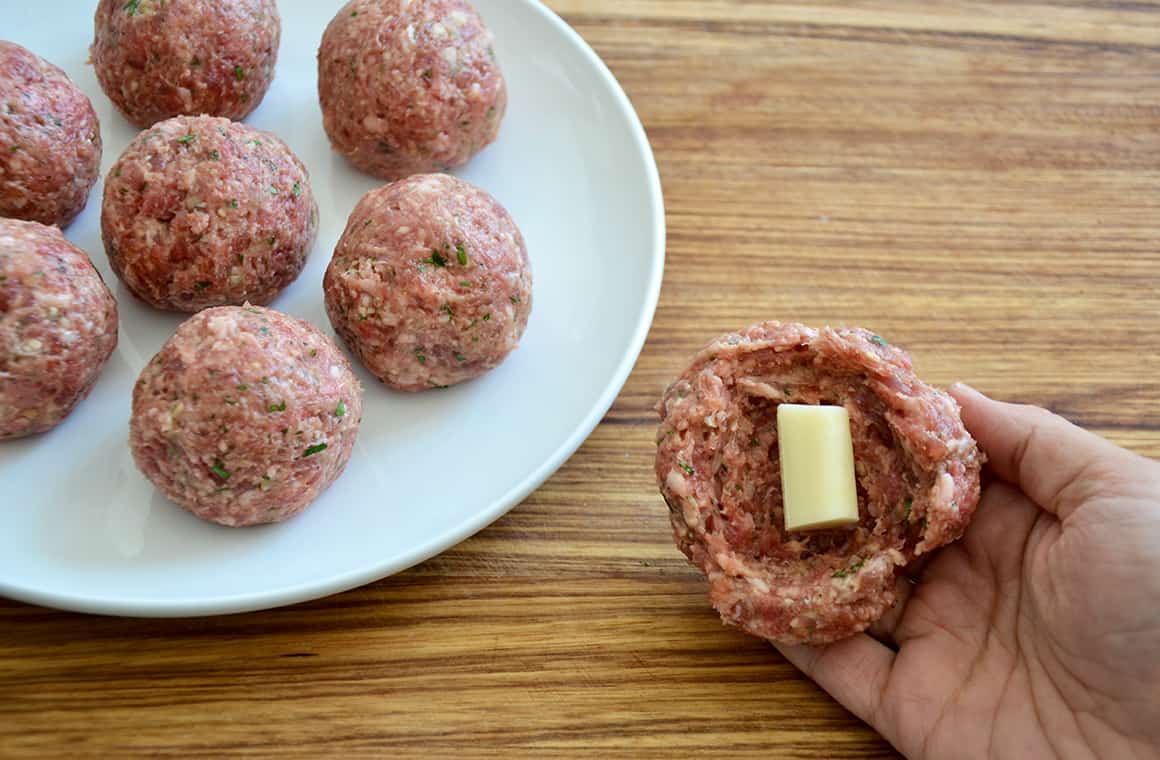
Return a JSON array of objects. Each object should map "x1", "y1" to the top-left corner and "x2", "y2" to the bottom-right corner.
[{"x1": 775, "y1": 384, "x2": 1160, "y2": 759}]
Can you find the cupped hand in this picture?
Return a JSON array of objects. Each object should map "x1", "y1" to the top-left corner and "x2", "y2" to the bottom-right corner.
[{"x1": 776, "y1": 384, "x2": 1160, "y2": 759}]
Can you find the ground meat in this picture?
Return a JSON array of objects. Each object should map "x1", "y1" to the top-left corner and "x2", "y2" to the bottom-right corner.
[
  {"x1": 0, "y1": 218, "x2": 118, "y2": 439},
  {"x1": 318, "y1": 0, "x2": 507, "y2": 180},
  {"x1": 130, "y1": 305, "x2": 363, "y2": 527},
  {"x1": 0, "y1": 41, "x2": 102, "y2": 228},
  {"x1": 655, "y1": 322, "x2": 984, "y2": 646},
  {"x1": 101, "y1": 115, "x2": 317, "y2": 312},
  {"x1": 91, "y1": 0, "x2": 280, "y2": 128},
  {"x1": 324, "y1": 173, "x2": 531, "y2": 391}
]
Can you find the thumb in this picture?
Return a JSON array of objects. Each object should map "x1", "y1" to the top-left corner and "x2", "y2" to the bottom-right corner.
[{"x1": 948, "y1": 383, "x2": 1146, "y2": 520}]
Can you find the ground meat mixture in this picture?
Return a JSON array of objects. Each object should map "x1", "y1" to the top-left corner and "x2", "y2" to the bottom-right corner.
[
  {"x1": 102, "y1": 115, "x2": 317, "y2": 312},
  {"x1": 324, "y1": 173, "x2": 531, "y2": 391},
  {"x1": 655, "y1": 322, "x2": 983, "y2": 646},
  {"x1": 0, "y1": 41, "x2": 102, "y2": 227},
  {"x1": 0, "y1": 218, "x2": 118, "y2": 439},
  {"x1": 318, "y1": 0, "x2": 507, "y2": 180},
  {"x1": 130, "y1": 305, "x2": 363, "y2": 527},
  {"x1": 91, "y1": 0, "x2": 280, "y2": 128}
]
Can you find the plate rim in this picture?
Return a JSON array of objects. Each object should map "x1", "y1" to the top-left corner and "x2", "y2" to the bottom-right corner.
[{"x1": 0, "y1": 0, "x2": 666, "y2": 618}]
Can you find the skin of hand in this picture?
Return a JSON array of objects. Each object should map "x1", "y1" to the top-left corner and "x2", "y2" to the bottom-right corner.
[{"x1": 775, "y1": 384, "x2": 1160, "y2": 760}]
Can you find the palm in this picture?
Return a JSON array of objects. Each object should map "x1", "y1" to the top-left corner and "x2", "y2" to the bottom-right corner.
[
  {"x1": 776, "y1": 387, "x2": 1160, "y2": 759},
  {"x1": 880, "y1": 478, "x2": 1160, "y2": 759}
]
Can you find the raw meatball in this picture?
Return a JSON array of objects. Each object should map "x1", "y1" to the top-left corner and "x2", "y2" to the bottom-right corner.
[
  {"x1": 0, "y1": 218, "x2": 118, "y2": 439},
  {"x1": 91, "y1": 0, "x2": 280, "y2": 128},
  {"x1": 324, "y1": 174, "x2": 531, "y2": 391},
  {"x1": 102, "y1": 115, "x2": 318, "y2": 312},
  {"x1": 0, "y1": 41, "x2": 102, "y2": 227},
  {"x1": 318, "y1": 0, "x2": 507, "y2": 180},
  {"x1": 655, "y1": 322, "x2": 984, "y2": 646},
  {"x1": 130, "y1": 305, "x2": 363, "y2": 527}
]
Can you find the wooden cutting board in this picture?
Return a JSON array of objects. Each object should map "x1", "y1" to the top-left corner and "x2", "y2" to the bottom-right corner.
[{"x1": 3, "y1": 1, "x2": 1158, "y2": 756}]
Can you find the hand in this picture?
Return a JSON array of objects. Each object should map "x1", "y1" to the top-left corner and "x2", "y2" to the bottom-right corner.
[{"x1": 776, "y1": 384, "x2": 1160, "y2": 759}]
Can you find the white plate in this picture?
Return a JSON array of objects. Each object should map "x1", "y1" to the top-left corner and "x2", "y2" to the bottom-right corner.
[{"x1": 0, "y1": 0, "x2": 664, "y2": 616}]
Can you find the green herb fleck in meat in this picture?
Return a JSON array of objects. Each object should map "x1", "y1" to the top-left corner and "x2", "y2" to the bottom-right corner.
[
  {"x1": 459, "y1": 280, "x2": 471, "y2": 288},
  {"x1": 191, "y1": 57, "x2": 201, "y2": 67},
  {"x1": 234, "y1": 66, "x2": 245, "y2": 81},
  {"x1": 228, "y1": 199, "x2": 239, "y2": 208},
  {"x1": 510, "y1": 295, "x2": 521, "y2": 304},
  {"x1": 456, "y1": 244, "x2": 468, "y2": 266},
  {"x1": 269, "y1": 401, "x2": 286, "y2": 412},
  {"x1": 304, "y1": 443, "x2": 328, "y2": 458},
  {"x1": 441, "y1": 303, "x2": 455, "y2": 319},
  {"x1": 177, "y1": 134, "x2": 196, "y2": 144},
  {"x1": 351, "y1": 10, "x2": 358, "y2": 16},
  {"x1": 210, "y1": 459, "x2": 231, "y2": 480},
  {"x1": 750, "y1": 436, "x2": 760, "y2": 447},
  {"x1": 832, "y1": 560, "x2": 864, "y2": 579},
  {"x1": 195, "y1": 281, "x2": 211, "y2": 290},
  {"x1": 270, "y1": 185, "x2": 279, "y2": 195},
  {"x1": 237, "y1": 383, "x2": 249, "y2": 391},
  {"x1": 677, "y1": 459, "x2": 694, "y2": 476},
  {"x1": 903, "y1": 498, "x2": 913, "y2": 520},
  {"x1": 335, "y1": 401, "x2": 346, "y2": 418},
  {"x1": 414, "y1": 348, "x2": 427, "y2": 364},
  {"x1": 292, "y1": 182, "x2": 301, "y2": 198},
  {"x1": 267, "y1": 236, "x2": 276, "y2": 246},
  {"x1": 125, "y1": 0, "x2": 140, "y2": 15},
  {"x1": 482, "y1": 313, "x2": 491, "y2": 321},
  {"x1": 209, "y1": 149, "x2": 220, "y2": 160},
  {"x1": 871, "y1": 335, "x2": 888, "y2": 348},
  {"x1": 453, "y1": 351, "x2": 467, "y2": 364},
  {"x1": 424, "y1": 249, "x2": 448, "y2": 268}
]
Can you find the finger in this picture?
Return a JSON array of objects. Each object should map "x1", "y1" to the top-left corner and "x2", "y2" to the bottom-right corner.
[
  {"x1": 774, "y1": 633, "x2": 894, "y2": 729},
  {"x1": 948, "y1": 383, "x2": 1135, "y2": 521},
  {"x1": 865, "y1": 575, "x2": 914, "y2": 648}
]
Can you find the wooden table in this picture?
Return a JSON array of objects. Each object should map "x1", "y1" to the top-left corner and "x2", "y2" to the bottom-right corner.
[{"x1": 3, "y1": 2, "x2": 1158, "y2": 757}]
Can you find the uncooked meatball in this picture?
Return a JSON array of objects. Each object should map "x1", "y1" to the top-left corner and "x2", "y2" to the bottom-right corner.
[
  {"x1": 0, "y1": 218, "x2": 118, "y2": 439},
  {"x1": 324, "y1": 173, "x2": 531, "y2": 391},
  {"x1": 91, "y1": 0, "x2": 280, "y2": 128},
  {"x1": 318, "y1": 0, "x2": 507, "y2": 180},
  {"x1": 0, "y1": 41, "x2": 102, "y2": 227},
  {"x1": 655, "y1": 322, "x2": 984, "y2": 646},
  {"x1": 130, "y1": 305, "x2": 363, "y2": 527},
  {"x1": 102, "y1": 115, "x2": 318, "y2": 312}
]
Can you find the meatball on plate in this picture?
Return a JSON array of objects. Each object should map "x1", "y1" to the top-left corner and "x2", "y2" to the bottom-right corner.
[
  {"x1": 102, "y1": 115, "x2": 318, "y2": 312},
  {"x1": 0, "y1": 219, "x2": 117, "y2": 439},
  {"x1": 325, "y1": 174, "x2": 531, "y2": 391},
  {"x1": 91, "y1": 0, "x2": 280, "y2": 128},
  {"x1": 0, "y1": 41, "x2": 102, "y2": 227},
  {"x1": 319, "y1": 0, "x2": 507, "y2": 180},
  {"x1": 0, "y1": 0, "x2": 663, "y2": 618},
  {"x1": 131, "y1": 306, "x2": 363, "y2": 527}
]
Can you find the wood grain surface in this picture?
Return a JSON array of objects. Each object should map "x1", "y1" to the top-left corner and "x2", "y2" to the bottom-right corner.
[{"x1": 3, "y1": 1, "x2": 1159, "y2": 757}]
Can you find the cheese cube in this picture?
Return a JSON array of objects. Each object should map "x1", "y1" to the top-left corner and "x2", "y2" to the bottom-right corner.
[{"x1": 777, "y1": 404, "x2": 860, "y2": 531}]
